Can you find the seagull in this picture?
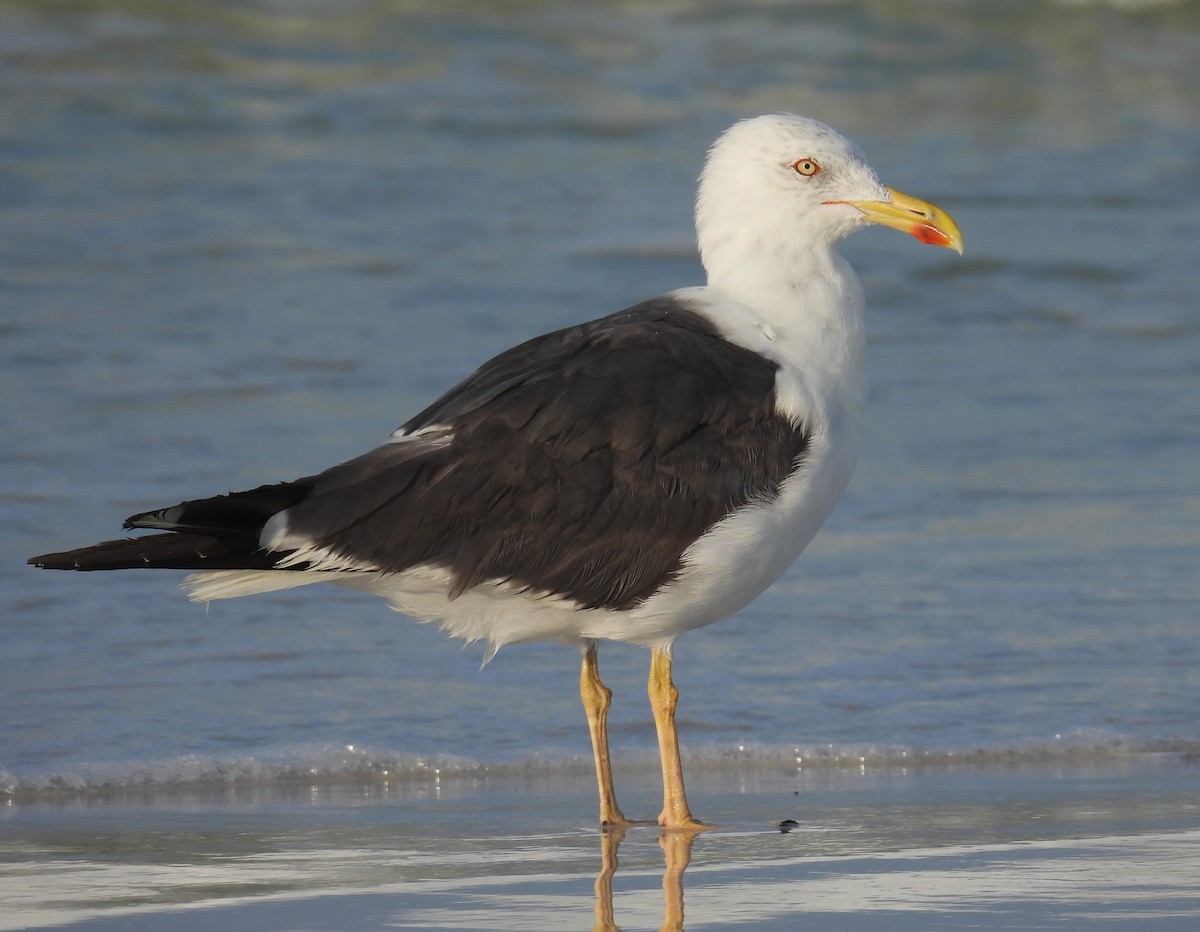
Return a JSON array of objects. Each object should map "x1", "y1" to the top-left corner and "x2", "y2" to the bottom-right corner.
[{"x1": 29, "y1": 114, "x2": 962, "y2": 830}]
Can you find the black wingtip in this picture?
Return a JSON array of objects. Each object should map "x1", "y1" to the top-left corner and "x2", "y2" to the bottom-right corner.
[
  {"x1": 27, "y1": 531, "x2": 291, "y2": 572},
  {"x1": 28, "y1": 548, "x2": 85, "y2": 570},
  {"x1": 28, "y1": 479, "x2": 316, "y2": 573}
]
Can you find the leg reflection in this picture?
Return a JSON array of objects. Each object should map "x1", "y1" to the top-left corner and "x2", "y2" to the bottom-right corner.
[
  {"x1": 591, "y1": 825, "x2": 697, "y2": 932},
  {"x1": 592, "y1": 824, "x2": 626, "y2": 932},
  {"x1": 658, "y1": 829, "x2": 695, "y2": 932}
]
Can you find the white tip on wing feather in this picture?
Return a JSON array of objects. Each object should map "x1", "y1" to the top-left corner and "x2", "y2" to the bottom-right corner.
[
  {"x1": 389, "y1": 423, "x2": 455, "y2": 443},
  {"x1": 259, "y1": 511, "x2": 380, "y2": 573}
]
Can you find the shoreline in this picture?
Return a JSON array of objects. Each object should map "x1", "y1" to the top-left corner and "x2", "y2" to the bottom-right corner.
[
  {"x1": 4, "y1": 754, "x2": 1199, "y2": 930},
  {"x1": 6, "y1": 739, "x2": 1195, "y2": 807}
]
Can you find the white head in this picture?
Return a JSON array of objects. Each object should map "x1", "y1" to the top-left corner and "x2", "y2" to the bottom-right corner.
[{"x1": 695, "y1": 114, "x2": 961, "y2": 287}]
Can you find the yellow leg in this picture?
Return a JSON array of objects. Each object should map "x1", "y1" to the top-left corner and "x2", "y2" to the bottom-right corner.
[
  {"x1": 581, "y1": 642, "x2": 629, "y2": 827},
  {"x1": 647, "y1": 647, "x2": 706, "y2": 829}
]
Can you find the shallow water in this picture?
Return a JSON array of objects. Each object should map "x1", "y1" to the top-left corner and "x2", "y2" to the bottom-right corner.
[
  {"x1": 4, "y1": 759, "x2": 1200, "y2": 930},
  {"x1": 3, "y1": 0, "x2": 1199, "y2": 807}
]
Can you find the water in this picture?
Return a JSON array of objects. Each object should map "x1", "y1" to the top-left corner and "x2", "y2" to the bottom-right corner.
[{"x1": 3, "y1": 0, "x2": 1199, "y2": 801}]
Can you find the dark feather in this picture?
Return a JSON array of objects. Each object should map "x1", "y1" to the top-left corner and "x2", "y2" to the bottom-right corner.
[
  {"x1": 286, "y1": 298, "x2": 811, "y2": 609},
  {"x1": 29, "y1": 298, "x2": 811, "y2": 610},
  {"x1": 30, "y1": 531, "x2": 278, "y2": 572}
]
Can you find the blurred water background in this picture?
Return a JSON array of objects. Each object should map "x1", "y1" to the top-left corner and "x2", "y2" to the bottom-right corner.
[{"x1": 2, "y1": 0, "x2": 1198, "y2": 801}]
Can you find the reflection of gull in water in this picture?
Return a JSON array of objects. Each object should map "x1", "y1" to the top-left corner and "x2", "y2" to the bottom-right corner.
[
  {"x1": 592, "y1": 827, "x2": 622, "y2": 932},
  {"x1": 592, "y1": 826, "x2": 695, "y2": 932},
  {"x1": 28, "y1": 114, "x2": 961, "y2": 829},
  {"x1": 658, "y1": 831, "x2": 694, "y2": 931}
]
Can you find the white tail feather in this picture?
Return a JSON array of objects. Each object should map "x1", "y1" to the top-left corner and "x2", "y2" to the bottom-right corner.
[{"x1": 183, "y1": 569, "x2": 346, "y2": 602}]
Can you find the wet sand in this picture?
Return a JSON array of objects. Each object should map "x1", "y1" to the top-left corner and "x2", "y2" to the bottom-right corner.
[{"x1": 4, "y1": 755, "x2": 1198, "y2": 930}]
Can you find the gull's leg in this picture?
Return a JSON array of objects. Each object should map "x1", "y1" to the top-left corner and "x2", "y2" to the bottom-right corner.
[
  {"x1": 647, "y1": 647, "x2": 706, "y2": 829},
  {"x1": 581, "y1": 641, "x2": 629, "y2": 827}
]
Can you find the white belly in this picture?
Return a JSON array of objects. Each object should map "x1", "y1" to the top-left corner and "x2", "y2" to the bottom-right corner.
[{"x1": 582, "y1": 405, "x2": 860, "y2": 648}]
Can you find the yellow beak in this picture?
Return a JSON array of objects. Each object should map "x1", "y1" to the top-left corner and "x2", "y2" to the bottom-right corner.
[{"x1": 843, "y1": 186, "x2": 964, "y2": 254}]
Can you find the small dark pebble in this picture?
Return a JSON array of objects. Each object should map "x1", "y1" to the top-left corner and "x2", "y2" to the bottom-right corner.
[{"x1": 777, "y1": 819, "x2": 800, "y2": 833}]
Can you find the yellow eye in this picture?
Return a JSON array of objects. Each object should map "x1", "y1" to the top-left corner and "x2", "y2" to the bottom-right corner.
[{"x1": 791, "y1": 158, "x2": 821, "y2": 177}]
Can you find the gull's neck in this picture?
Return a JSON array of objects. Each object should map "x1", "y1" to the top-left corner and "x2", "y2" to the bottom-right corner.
[{"x1": 700, "y1": 237, "x2": 867, "y2": 382}]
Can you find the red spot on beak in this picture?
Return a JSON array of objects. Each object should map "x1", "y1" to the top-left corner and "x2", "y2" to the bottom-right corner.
[{"x1": 911, "y1": 224, "x2": 951, "y2": 248}]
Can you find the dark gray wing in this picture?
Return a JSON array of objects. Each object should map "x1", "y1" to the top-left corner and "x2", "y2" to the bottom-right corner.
[
  {"x1": 284, "y1": 297, "x2": 811, "y2": 610},
  {"x1": 31, "y1": 297, "x2": 811, "y2": 611}
]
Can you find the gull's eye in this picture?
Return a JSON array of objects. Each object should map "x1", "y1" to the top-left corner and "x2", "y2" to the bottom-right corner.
[{"x1": 791, "y1": 158, "x2": 821, "y2": 177}]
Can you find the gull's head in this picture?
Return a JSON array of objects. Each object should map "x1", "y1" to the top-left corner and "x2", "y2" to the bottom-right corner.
[{"x1": 696, "y1": 114, "x2": 962, "y2": 279}]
